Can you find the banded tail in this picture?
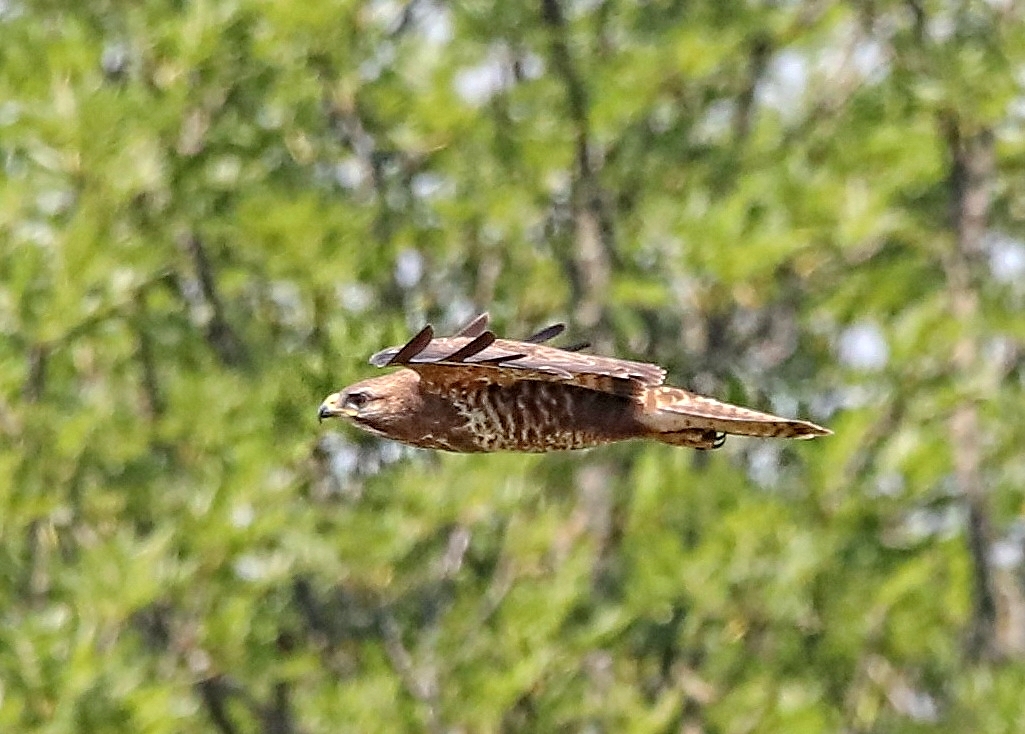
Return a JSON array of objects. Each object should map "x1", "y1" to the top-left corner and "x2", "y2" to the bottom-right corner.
[{"x1": 638, "y1": 386, "x2": 831, "y2": 449}]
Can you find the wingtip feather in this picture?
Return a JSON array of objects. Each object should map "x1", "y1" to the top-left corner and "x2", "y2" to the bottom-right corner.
[
  {"x1": 375, "y1": 324, "x2": 434, "y2": 366},
  {"x1": 442, "y1": 331, "x2": 497, "y2": 362},
  {"x1": 454, "y1": 313, "x2": 490, "y2": 338},
  {"x1": 524, "y1": 323, "x2": 566, "y2": 344}
]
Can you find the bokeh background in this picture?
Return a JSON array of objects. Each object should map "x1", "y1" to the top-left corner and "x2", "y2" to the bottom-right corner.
[{"x1": 3, "y1": 1, "x2": 1025, "y2": 732}]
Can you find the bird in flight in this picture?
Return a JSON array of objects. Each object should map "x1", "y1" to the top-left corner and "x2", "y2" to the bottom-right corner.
[{"x1": 318, "y1": 314, "x2": 830, "y2": 452}]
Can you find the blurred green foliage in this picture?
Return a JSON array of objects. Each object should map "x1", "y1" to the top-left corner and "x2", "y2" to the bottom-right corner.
[{"x1": 2, "y1": 1, "x2": 1025, "y2": 732}]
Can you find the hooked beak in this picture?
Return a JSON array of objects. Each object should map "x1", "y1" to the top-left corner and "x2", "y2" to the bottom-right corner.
[{"x1": 317, "y1": 393, "x2": 358, "y2": 423}]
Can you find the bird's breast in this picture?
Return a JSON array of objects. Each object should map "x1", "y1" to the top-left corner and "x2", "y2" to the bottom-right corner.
[{"x1": 440, "y1": 380, "x2": 640, "y2": 452}]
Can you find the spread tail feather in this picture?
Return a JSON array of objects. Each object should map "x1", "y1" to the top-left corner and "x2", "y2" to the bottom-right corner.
[{"x1": 639, "y1": 386, "x2": 831, "y2": 443}]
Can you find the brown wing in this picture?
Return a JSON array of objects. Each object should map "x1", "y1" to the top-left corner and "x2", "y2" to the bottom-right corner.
[{"x1": 369, "y1": 315, "x2": 665, "y2": 398}]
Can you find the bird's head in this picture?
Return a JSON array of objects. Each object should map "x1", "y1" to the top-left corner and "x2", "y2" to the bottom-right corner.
[{"x1": 318, "y1": 372, "x2": 420, "y2": 438}]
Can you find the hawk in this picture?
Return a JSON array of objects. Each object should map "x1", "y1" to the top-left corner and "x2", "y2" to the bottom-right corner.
[{"x1": 318, "y1": 314, "x2": 830, "y2": 452}]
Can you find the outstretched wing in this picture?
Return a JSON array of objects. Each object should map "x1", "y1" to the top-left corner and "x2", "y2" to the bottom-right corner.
[{"x1": 369, "y1": 314, "x2": 665, "y2": 398}]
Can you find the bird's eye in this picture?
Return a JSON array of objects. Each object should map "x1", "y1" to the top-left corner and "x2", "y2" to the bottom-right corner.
[{"x1": 345, "y1": 391, "x2": 370, "y2": 410}]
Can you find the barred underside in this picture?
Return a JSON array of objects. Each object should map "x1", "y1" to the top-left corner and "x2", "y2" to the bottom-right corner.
[{"x1": 449, "y1": 380, "x2": 640, "y2": 452}]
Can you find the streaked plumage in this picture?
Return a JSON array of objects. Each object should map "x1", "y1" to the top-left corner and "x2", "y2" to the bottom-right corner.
[{"x1": 318, "y1": 314, "x2": 830, "y2": 452}]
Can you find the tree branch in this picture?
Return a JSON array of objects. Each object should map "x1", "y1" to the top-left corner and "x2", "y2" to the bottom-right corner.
[
  {"x1": 23, "y1": 343, "x2": 49, "y2": 403},
  {"x1": 379, "y1": 608, "x2": 443, "y2": 733},
  {"x1": 940, "y1": 116, "x2": 1003, "y2": 661},
  {"x1": 196, "y1": 676, "x2": 241, "y2": 734},
  {"x1": 133, "y1": 289, "x2": 165, "y2": 421},
  {"x1": 177, "y1": 234, "x2": 249, "y2": 368},
  {"x1": 541, "y1": 0, "x2": 615, "y2": 333}
]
